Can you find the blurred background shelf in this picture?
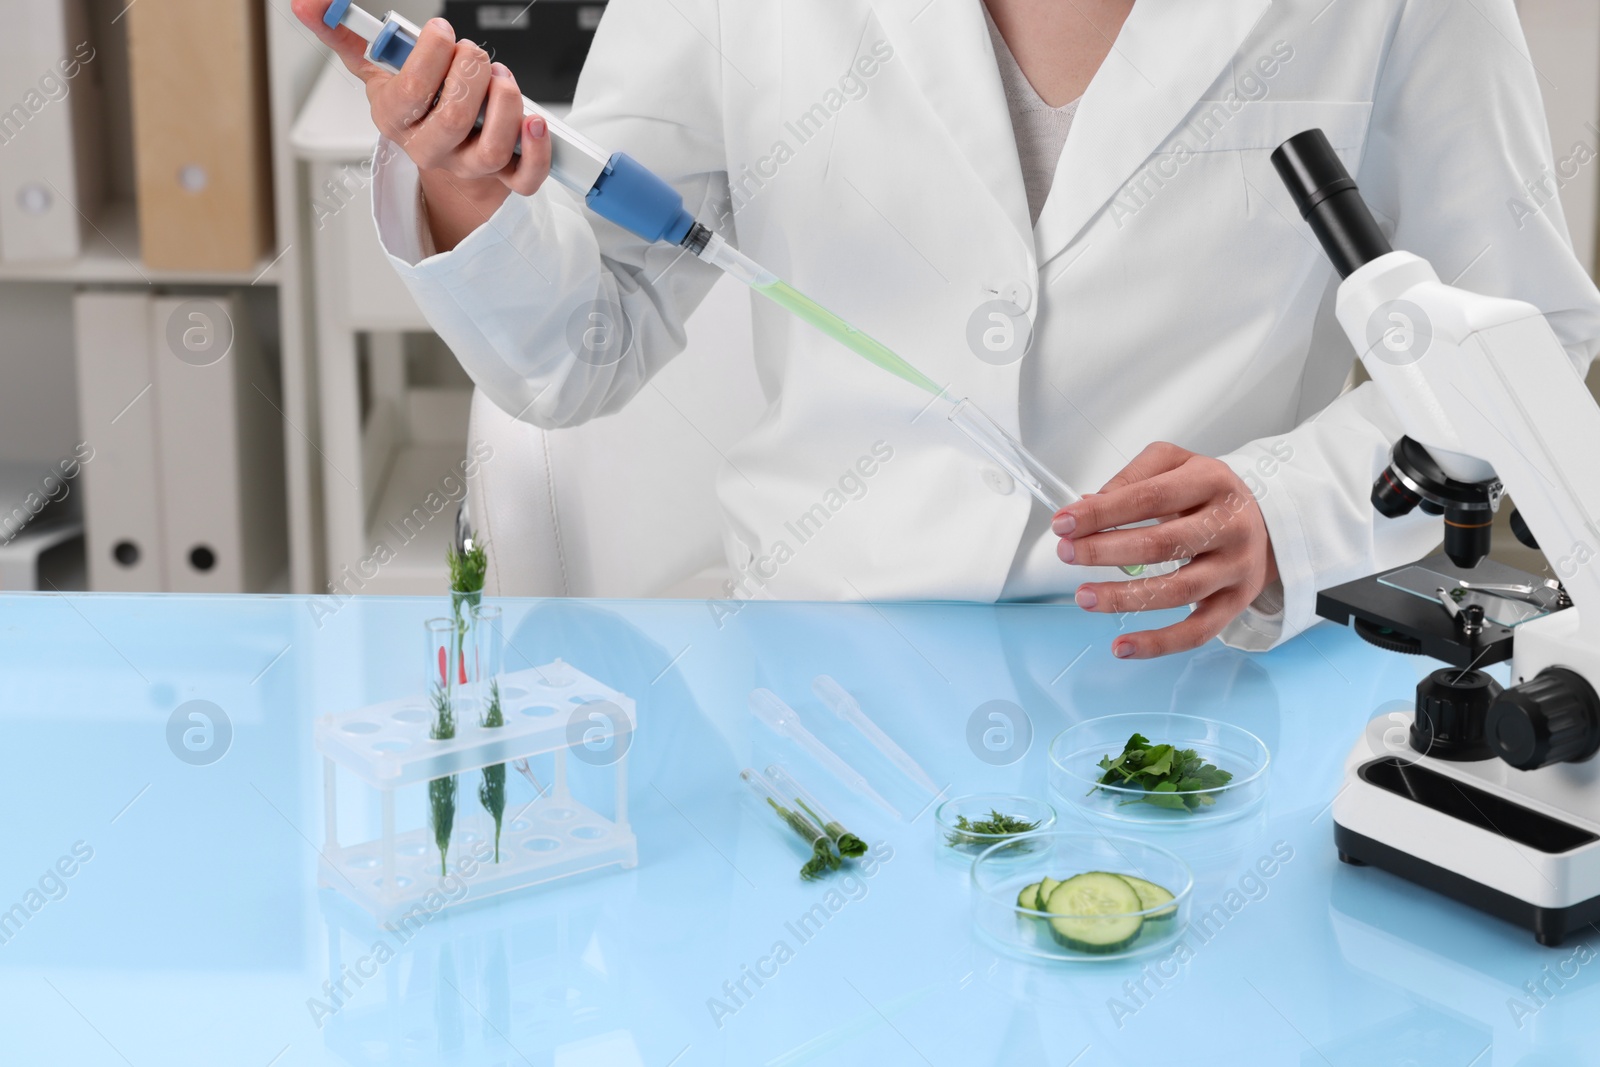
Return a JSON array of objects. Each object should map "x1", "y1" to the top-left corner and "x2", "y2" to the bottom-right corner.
[
  {"x1": 0, "y1": 0, "x2": 315, "y2": 595},
  {"x1": 0, "y1": 200, "x2": 283, "y2": 286}
]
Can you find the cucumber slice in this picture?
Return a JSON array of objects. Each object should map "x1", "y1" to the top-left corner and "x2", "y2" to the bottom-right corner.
[
  {"x1": 1044, "y1": 872, "x2": 1144, "y2": 953},
  {"x1": 1037, "y1": 876, "x2": 1060, "y2": 907},
  {"x1": 1118, "y1": 874, "x2": 1177, "y2": 921},
  {"x1": 1017, "y1": 882, "x2": 1043, "y2": 910}
]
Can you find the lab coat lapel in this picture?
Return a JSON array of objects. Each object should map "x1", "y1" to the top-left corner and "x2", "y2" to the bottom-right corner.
[
  {"x1": 869, "y1": 0, "x2": 1033, "y2": 250},
  {"x1": 1034, "y1": 0, "x2": 1273, "y2": 266}
]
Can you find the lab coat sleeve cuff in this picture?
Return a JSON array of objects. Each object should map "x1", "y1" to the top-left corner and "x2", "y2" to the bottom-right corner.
[
  {"x1": 1216, "y1": 449, "x2": 1315, "y2": 653},
  {"x1": 370, "y1": 136, "x2": 551, "y2": 277},
  {"x1": 370, "y1": 139, "x2": 430, "y2": 267}
]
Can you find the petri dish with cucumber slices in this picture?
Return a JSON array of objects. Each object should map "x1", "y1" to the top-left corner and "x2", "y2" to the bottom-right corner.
[
  {"x1": 971, "y1": 831, "x2": 1194, "y2": 961},
  {"x1": 1048, "y1": 713, "x2": 1269, "y2": 825}
]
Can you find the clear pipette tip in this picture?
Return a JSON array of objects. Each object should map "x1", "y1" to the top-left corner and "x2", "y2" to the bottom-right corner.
[
  {"x1": 512, "y1": 758, "x2": 547, "y2": 797},
  {"x1": 811, "y1": 676, "x2": 940, "y2": 795},
  {"x1": 748, "y1": 688, "x2": 902, "y2": 819}
]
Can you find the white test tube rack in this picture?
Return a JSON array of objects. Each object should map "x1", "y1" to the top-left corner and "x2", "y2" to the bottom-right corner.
[{"x1": 314, "y1": 661, "x2": 637, "y2": 919}]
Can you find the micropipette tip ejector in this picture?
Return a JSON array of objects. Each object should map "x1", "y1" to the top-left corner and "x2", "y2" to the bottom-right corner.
[
  {"x1": 748, "y1": 688, "x2": 901, "y2": 818},
  {"x1": 811, "y1": 675, "x2": 940, "y2": 795}
]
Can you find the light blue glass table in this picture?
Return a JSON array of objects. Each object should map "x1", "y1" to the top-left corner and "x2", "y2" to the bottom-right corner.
[{"x1": 0, "y1": 592, "x2": 1592, "y2": 1066}]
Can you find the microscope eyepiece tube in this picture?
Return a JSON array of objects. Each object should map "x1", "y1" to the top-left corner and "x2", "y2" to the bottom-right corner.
[{"x1": 1271, "y1": 129, "x2": 1393, "y2": 278}]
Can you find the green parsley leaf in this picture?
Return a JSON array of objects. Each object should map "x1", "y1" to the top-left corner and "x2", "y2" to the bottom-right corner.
[{"x1": 1093, "y1": 732, "x2": 1234, "y2": 813}]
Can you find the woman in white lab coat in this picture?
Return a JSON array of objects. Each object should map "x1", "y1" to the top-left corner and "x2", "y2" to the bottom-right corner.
[{"x1": 296, "y1": 0, "x2": 1600, "y2": 658}]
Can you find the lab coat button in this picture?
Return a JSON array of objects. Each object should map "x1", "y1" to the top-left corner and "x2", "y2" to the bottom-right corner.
[
  {"x1": 990, "y1": 279, "x2": 1031, "y2": 313},
  {"x1": 982, "y1": 467, "x2": 1015, "y2": 495}
]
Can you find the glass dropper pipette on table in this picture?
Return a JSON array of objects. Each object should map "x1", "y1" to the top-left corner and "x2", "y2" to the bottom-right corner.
[
  {"x1": 322, "y1": 2, "x2": 1177, "y2": 580},
  {"x1": 749, "y1": 688, "x2": 901, "y2": 819},
  {"x1": 811, "y1": 675, "x2": 940, "y2": 796}
]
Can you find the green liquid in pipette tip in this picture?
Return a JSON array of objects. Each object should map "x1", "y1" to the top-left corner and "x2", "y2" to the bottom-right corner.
[
  {"x1": 756, "y1": 279, "x2": 944, "y2": 397},
  {"x1": 754, "y1": 275, "x2": 1149, "y2": 578}
]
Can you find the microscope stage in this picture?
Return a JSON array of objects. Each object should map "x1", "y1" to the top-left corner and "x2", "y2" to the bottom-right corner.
[{"x1": 1316, "y1": 554, "x2": 1564, "y2": 667}]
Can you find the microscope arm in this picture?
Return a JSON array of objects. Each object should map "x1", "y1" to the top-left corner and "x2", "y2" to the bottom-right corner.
[
  {"x1": 1273, "y1": 131, "x2": 1600, "y2": 746},
  {"x1": 1335, "y1": 257, "x2": 1600, "y2": 625}
]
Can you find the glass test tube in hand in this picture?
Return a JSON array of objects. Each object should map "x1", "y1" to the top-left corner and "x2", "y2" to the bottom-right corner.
[{"x1": 944, "y1": 398, "x2": 1182, "y2": 580}]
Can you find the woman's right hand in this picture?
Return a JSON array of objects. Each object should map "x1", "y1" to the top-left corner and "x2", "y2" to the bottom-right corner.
[{"x1": 291, "y1": 3, "x2": 553, "y2": 251}]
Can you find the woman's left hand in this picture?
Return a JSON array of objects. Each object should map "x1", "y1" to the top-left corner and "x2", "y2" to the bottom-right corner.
[{"x1": 1051, "y1": 442, "x2": 1278, "y2": 659}]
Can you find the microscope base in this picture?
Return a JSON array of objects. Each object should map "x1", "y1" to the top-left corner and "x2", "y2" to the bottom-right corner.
[
  {"x1": 1332, "y1": 712, "x2": 1600, "y2": 946},
  {"x1": 1332, "y1": 823, "x2": 1600, "y2": 947}
]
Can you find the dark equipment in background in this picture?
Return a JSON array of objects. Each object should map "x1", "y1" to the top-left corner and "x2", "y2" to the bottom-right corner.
[{"x1": 444, "y1": 1, "x2": 608, "y2": 103}]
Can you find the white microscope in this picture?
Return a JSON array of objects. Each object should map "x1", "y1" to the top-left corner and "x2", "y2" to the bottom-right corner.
[{"x1": 1271, "y1": 130, "x2": 1600, "y2": 946}]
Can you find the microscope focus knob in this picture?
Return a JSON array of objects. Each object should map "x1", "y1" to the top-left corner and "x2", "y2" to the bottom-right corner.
[
  {"x1": 1486, "y1": 668, "x2": 1600, "y2": 770},
  {"x1": 1411, "y1": 668, "x2": 1500, "y2": 761}
]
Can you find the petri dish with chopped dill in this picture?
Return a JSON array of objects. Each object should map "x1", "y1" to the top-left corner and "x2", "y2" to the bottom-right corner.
[{"x1": 936, "y1": 794, "x2": 1056, "y2": 858}]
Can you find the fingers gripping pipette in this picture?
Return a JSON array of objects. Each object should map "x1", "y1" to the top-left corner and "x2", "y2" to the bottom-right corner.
[
  {"x1": 325, "y1": 0, "x2": 721, "y2": 249},
  {"x1": 748, "y1": 689, "x2": 901, "y2": 819}
]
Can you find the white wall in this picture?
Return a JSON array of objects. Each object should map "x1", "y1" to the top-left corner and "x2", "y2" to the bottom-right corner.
[{"x1": 1520, "y1": 0, "x2": 1600, "y2": 273}]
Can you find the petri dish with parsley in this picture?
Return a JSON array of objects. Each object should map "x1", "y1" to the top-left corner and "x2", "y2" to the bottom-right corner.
[{"x1": 1049, "y1": 713, "x2": 1269, "y2": 825}]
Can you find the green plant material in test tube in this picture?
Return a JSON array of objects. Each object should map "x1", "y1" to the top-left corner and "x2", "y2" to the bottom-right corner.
[
  {"x1": 794, "y1": 797, "x2": 868, "y2": 858},
  {"x1": 478, "y1": 679, "x2": 506, "y2": 862},
  {"x1": 755, "y1": 280, "x2": 944, "y2": 397},
  {"x1": 428, "y1": 682, "x2": 458, "y2": 877},
  {"x1": 764, "y1": 797, "x2": 841, "y2": 880},
  {"x1": 447, "y1": 542, "x2": 488, "y2": 681}
]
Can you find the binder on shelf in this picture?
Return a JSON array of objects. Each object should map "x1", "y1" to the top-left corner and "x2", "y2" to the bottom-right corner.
[
  {"x1": 73, "y1": 291, "x2": 287, "y2": 593},
  {"x1": 73, "y1": 292, "x2": 166, "y2": 591},
  {"x1": 125, "y1": 0, "x2": 273, "y2": 272},
  {"x1": 0, "y1": 0, "x2": 105, "y2": 262},
  {"x1": 150, "y1": 293, "x2": 286, "y2": 593}
]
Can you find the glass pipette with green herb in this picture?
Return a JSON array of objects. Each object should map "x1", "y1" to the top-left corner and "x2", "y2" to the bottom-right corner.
[
  {"x1": 740, "y1": 768, "x2": 840, "y2": 880},
  {"x1": 764, "y1": 763, "x2": 867, "y2": 859}
]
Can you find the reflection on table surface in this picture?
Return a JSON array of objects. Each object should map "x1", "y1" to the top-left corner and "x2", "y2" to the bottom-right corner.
[{"x1": 0, "y1": 591, "x2": 1585, "y2": 1066}]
